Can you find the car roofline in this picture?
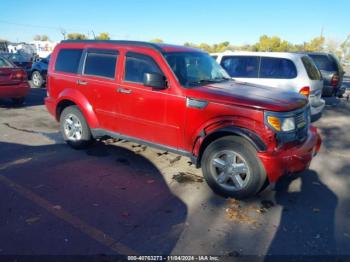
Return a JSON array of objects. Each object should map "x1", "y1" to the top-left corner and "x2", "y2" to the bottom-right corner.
[{"x1": 60, "y1": 40, "x2": 202, "y2": 54}]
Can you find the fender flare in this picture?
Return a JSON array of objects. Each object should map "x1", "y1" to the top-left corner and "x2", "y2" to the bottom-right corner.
[
  {"x1": 56, "y1": 88, "x2": 100, "y2": 129},
  {"x1": 194, "y1": 126, "x2": 267, "y2": 167}
]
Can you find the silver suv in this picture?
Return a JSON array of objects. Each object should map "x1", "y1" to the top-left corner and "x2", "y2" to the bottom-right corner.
[{"x1": 212, "y1": 51, "x2": 325, "y2": 117}]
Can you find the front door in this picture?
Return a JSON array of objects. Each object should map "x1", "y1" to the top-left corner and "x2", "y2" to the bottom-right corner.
[{"x1": 115, "y1": 51, "x2": 180, "y2": 148}]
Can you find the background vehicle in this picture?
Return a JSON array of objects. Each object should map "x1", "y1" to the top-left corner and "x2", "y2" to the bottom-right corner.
[
  {"x1": 45, "y1": 40, "x2": 321, "y2": 199},
  {"x1": 0, "y1": 55, "x2": 30, "y2": 104},
  {"x1": 0, "y1": 41, "x2": 8, "y2": 53},
  {"x1": 1, "y1": 52, "x2": 33, "y2": 76},
  {"x1": 212, "y1": 51, "x2": 325, "y2": 117},
  {"x1": 306, "y1": 52, "x2": 345, "y2": 97},
  {"x1": 30, "y1": 55, "x2": 50, "y2": 88}
]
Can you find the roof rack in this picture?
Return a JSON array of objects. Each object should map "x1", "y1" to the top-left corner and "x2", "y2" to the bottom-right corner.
[{"x1": 60, "y1": 40, "x2": 164, "y2": 52}]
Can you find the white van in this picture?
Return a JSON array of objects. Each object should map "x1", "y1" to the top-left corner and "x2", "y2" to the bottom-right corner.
[{"x1": 212, "y1": 51, "x2": 325, "y2": 116}]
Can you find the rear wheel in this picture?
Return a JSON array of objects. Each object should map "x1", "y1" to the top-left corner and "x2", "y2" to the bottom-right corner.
[
  {"x1": 60, "y1": 105, "x2": 93, "y2": 149},
  {"x1": 31, "y1": 71, "x2": 43, "y2": 88},
  {"x1": 201, "y1": 136, "x2": 266, "y2": 199}
]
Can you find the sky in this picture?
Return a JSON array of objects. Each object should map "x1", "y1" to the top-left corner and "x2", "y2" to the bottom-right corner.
[{"x1": 1, "y1": 0, "x2": 349, "y2": 45}]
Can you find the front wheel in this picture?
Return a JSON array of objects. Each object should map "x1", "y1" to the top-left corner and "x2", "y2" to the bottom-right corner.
[
  {"x1": 201, "y1": 136, "x2": 266, "y2": 199},
  {"x1": 60, "y1": 105, "x2": 93, "y2": 149}
]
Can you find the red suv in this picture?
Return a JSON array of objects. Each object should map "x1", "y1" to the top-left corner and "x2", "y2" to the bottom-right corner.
[{"x1": 45, "y1": 40, "x2": 322, "y2": 198}]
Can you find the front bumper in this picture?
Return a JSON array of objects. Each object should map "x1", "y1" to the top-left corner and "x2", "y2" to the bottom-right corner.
[
  {"x1": 0, "y1": 82, "x2": 30, "y2": 99},
  {"x1": 258, "y1": 126, "x2": 321, "y2": 182}
]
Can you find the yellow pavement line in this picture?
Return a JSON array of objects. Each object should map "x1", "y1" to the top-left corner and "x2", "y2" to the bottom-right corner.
[{"x1": 0, "y1": 174, "x2": 137, "y2": 255}]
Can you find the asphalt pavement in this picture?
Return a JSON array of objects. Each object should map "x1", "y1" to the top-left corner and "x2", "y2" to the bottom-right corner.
[{"x1": 0, "y1": 74, "x2": 349, "y2": 257}]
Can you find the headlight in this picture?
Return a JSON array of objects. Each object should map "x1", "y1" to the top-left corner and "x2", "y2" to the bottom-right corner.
[
  {"x1": 266, "y1": 116, "x2": 295, "y2": 132},
  {"x1": 281, "y1": 117, "x2": 295, "y2": 132}
]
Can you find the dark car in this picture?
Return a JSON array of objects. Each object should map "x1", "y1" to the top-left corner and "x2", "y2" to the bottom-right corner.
[
  {"x1": 2, "y1": 52, "x2": 33, "y2": 76},
  {"x1": 30, "y1": 55, "x2": 50, "y2": 88},
  {"x1": 306, "y1": 52, "x2": 345, "y2": 97},
  {"x1": 44, "y1": 40, "x2": 321, "y2": 199}
]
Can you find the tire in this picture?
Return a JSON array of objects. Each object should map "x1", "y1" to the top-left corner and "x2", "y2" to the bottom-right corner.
[
  {"x1": 201, "y1": 136, "x2": 266, "y2": 199},
  {"x1": 12, "y1": 97, "x2": 25, "y2": 105},
  {"x1": 60, "y1": 105, "x2": 93, "y2": 149},
  {"x1": 31, "y1": 71, "x2": 43, "y2": 88}
]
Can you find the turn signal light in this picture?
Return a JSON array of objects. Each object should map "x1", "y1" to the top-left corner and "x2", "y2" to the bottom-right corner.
[
  {"x1": 299, "y1": 86, "x2": 310, "y2": 97},
  {"x1": 267, "y1": 116, "x2": 281, "y2": 131}
]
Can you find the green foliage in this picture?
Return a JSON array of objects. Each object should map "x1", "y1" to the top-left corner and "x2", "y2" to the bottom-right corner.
[
  {"x1": 96, "y1": 32, "x2": 110, "y2": 40},
  {"x1": 150, "y1": 38, "x2": 164, "y2": 43},
  {"x1": 303, "y1": 36, "x2": 325, "y2": 52},
  {"x1": 67, "y1": 33, "x2": 88, "y2": 40}
]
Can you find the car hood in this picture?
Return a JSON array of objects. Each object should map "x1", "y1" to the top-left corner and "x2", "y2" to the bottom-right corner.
[{"x1": 186, "y1": 80, "x2": 308, "y2": 112}]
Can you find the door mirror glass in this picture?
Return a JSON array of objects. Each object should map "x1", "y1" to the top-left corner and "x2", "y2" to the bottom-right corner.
[{"x1": 143, "y1": 73, "x2": 167, "y2": 89}]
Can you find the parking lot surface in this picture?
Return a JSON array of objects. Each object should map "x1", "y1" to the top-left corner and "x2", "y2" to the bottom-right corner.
[{"x1": 0, "y1": 70, "x2": 349, "y2": 256}]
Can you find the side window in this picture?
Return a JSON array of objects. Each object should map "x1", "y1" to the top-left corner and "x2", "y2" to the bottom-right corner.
[
  {"x1": 55, "y1": 49, "x2": 83, "y2": 74},
  {"x1": 84, "y1": 51, "x2": 118, "y2": 79},
  {"x1": 260, "y1": 57, "x2": 297, "y2": 79},
  {"x1": 220, "y1": 56, "x2": 259, "y2": 78},
  {"x1": 124, "y1": 52, "x2": 162, "y2": 83},
  {"x1": 301, "y1": 56, "x2": 322, "y2": 80}
]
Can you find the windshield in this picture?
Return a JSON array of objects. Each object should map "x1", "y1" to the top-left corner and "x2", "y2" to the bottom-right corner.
[{"x1": 164, "y1": 52, "x2": 230, "y2": 88}]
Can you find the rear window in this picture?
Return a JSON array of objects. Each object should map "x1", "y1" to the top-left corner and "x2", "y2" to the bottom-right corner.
[
  {"x1": 301, "y1": 56, "x2": 322, "y2": 80},
  {"x1": 0, "y1": 57, "x2": 13, "y2": 68},
  {"x1": 260, "y1": 57, "x2": 297, "y2": 79},
  {"x1": 55, "y1": 49, "x2": 83, "y2": 74},
  {"x1": 83, "y1": 51, "x2": 118, "y2": 79},
  {"x1": 220, "y1": 56, "x2": 259, "y2": 78},
  {"x1": 308, "y1": 54, "x2": 337, "y2": 71}
]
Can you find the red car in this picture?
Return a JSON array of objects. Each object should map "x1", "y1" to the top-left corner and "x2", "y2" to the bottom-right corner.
[
  {"x1": 0, "y1": 55, "x2": 30, "y2": 104},
  {"x1": 45, "y1": 40, "x2": 321, "y2": 198}
]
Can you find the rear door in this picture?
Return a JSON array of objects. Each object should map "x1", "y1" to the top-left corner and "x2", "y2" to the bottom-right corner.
[
  {"x1": 78, "y1": 48, "x2": 119, "y2": 131},
  {"x1": 258, "y1": 57, "x2": 299, "y2": 92},
  {"x1": 220, "y1": 55, "x2": 260, "y2": 85}
]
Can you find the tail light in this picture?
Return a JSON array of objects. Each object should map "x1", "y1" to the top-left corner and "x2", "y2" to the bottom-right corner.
[
  {"x1": 299, "y1": 86, "x2": 310, "y2": 97},
  {"x1": 27, "y1": 62, "x2": 32, "y2": 69},
  {"x1": 331, "y1": 74, "x2": 339, "y2": 87},
  {"x1": 11, "y1": 70, "x2": 27, "y2": 81}
]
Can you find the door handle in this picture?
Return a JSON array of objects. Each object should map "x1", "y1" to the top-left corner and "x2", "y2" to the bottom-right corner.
[
  {"x1": 117, "y1": 87, "x2": 132, "y2": 94},
  {"x1": 77, "y1": 80, "x2": 88, "y2": 86}
]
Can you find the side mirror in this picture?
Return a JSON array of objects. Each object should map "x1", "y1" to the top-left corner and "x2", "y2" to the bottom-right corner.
[{"x1": 143, "y1": 72, "x2": 167, "y2": 89}]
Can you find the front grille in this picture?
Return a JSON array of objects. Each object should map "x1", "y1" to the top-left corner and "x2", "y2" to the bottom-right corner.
[{"x1": 295, "y1": 112, "x2": 307, "y2": 129}]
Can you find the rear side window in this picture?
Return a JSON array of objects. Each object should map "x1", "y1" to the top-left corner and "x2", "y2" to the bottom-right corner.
[
  {"x1": 308, "y1": 54, "x2": 337, "y2": 71},
  {"x1": 0, "y1": 57, "x2": 13, "y2": 68},
  {"x1": 220, "y1": 56, "x2": 259, "y2": 78},
  {"x1": 301, "y1": 56, "x2": 322, "y2": 80},
  {"x1": 83, "y1": 51, "x2": 118, "y2": 79},
  {"x1": 260, "y1": 57, "x2": 297, "y2": 79},
  {"x1": 55, "y1": 49, "x2": 83, "y2": 74},
  {"x1": 124, "y1": 52, "x2": 162, "y2": 83}
]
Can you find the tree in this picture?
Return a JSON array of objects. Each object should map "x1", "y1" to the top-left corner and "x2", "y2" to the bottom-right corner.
[
  {"x1": 96, "y1": 32, "x2": 110, "y2": 40},
  {"x1": 150, "y1": 38, "x2": 164, "y2": 43},
  {"x1": 252, "y1": 35, "x2": 292, "y2": 52},
  {"x1": 41, "y1": 35, "x2": 49, "y2": 41},
  {"x1": 303, "y1": 36, "x2": 325, "y2": 52},
  {"x1": 67, "y1": 33, "x2": 88, "y2": 40},
  {"x1": 33, "y1": 35, "x2": 41, "y2": 41},
  {"x1": 33, "y1": 34, "x2": 50, "y2": 41}
]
